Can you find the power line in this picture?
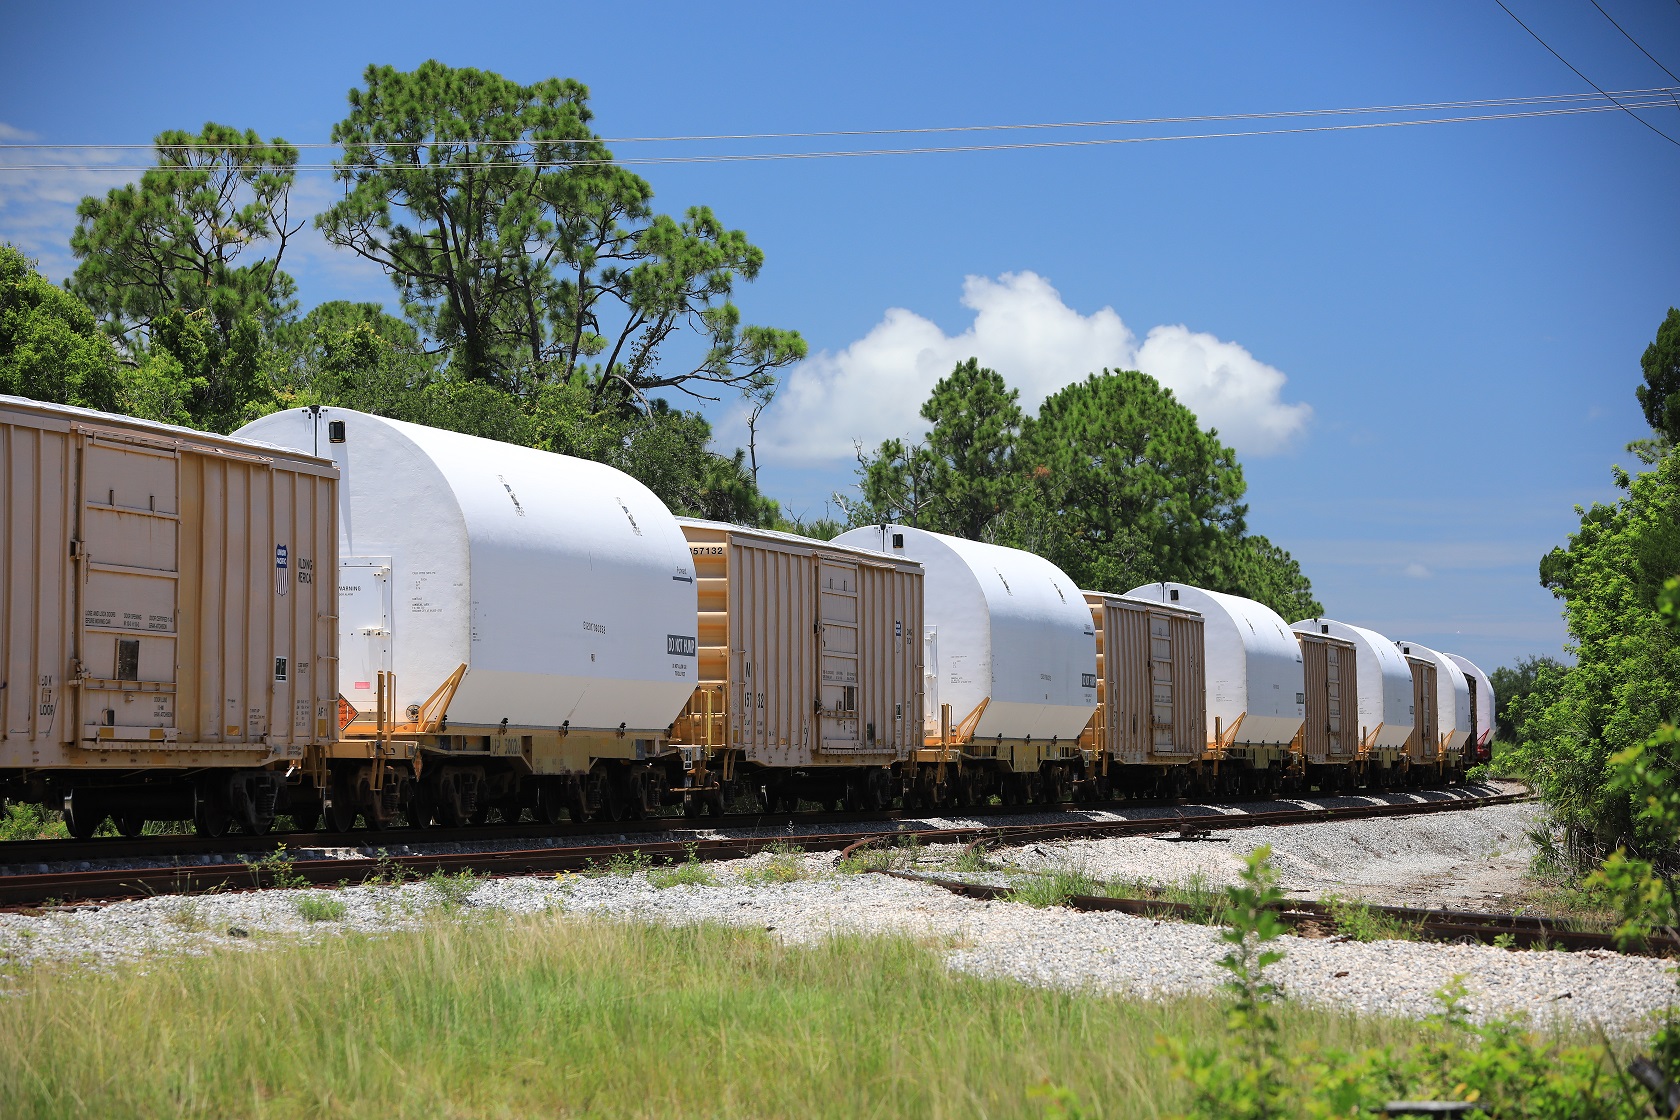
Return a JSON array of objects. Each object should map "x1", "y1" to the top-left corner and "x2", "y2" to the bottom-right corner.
[
  {"x1": 0, "y1": 87, "x2": 1673, "y2": 152},
  {"x1": 1492, "y1": 0, "x2": 1680, "y2": 146},
  {"x1": 0, "y1": 100, "x2": 1669, "y2": 173},
  {"x1": 1586, "y1": 0, "x2": 1680, "y2": 86}
]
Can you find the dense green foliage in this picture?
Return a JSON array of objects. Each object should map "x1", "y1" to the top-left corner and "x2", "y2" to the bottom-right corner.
[
  {"x1": 0, "y1": 244, "x2": 121, "y2": 410},
  {"x1": 1504, "y1": 311, "x2": 1680, "y2": 853},
  {"x1": 1636, "y1": 307, "x2": 1680, "y2": 446},
  {"x1": 1512, "y1": 452, "x2": 1680, "y2": 849},
  {"x1": 849, "y1": 363, "x2": 1322, "y2": 618},
  {"x1": 1489, "y1": 654, "x2": 1565, "y2": 743}
]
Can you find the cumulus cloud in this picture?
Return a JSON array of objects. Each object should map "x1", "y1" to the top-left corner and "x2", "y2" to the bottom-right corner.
[
  {"x1": 742, "y1": 271, "x2": 1312, "y2": 466},
  {"x1": 1402, "y1": 561, "x2": 1432, "y2": 579}
]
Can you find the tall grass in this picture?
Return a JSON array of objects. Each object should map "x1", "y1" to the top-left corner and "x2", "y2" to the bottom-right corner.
[{"x1": 0, "y1": 914, "x2": 1447, "y2": 1119}]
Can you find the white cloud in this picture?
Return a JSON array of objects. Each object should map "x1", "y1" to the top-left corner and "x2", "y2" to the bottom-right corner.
[
  {"x1": 0, "y1": 137, "x2": 133, "y2": 280},
  {"x1": 0, "y1": 134, "x2": 388, "y2": 305},
  {"x1": 743, "y1": 271, "x2": 1312, "y2": 466},
  {"x1": 1402, "y1": 561, "x2": 1433, "y2": 579}
]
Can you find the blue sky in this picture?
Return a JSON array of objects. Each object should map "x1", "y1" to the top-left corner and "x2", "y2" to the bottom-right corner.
[{"x1": 4, "y1": 1, "x2": 1678, "y2": 673}]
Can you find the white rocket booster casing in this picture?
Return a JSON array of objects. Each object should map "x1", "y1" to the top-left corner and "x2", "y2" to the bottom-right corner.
[
  {"x1": 1445, "y1": 652, "x2": 1496, "y2": 750},
  {"x1": 235, "y1": 407, "x2": 698, "y2": 734},
  {"x1": 1395, "y1": 640, "x2": 1473, "y2": 752},
  {"x1": 1127, "y1": 583, "x2": 1304, "y2": 747},
  {"x1": 830, "y1": 525, "x2": 1097, "y2": 742},
  {"x1": 1291, "y1": 618, "x2": 1414, "y2": 750}
]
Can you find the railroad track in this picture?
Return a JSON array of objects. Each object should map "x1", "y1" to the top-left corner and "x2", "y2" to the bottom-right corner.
[
  {"x1": 0, "y1": 784, "x2": 1519, "y2": 869},
  {"x1": 882, "y1": 870, "x2": 1669, "y2": 957},
  {"x1": 0, "y1": 786, "x2": 1528, "y2": 910}
]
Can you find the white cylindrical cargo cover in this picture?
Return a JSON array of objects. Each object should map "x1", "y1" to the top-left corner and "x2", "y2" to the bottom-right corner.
[
  {"x1": 235, "y1": 408, "x2": 698, "y2": 734},
  {"x1": 1445, "y1": 653, "x2": 1495, "y2": 751},
  {"x1": 1396, "y1": 641, "x2": 1472, "y2": 752},
  {"x1": 1291, "y1": 618, "x2": 1414, "y2": 751},
  {"x1": 1127, "y1": 583, "x2": 1303, "y2": 747},
  {"x1": 830, "y1": 525, "x2": 1096, "y2": 742}
]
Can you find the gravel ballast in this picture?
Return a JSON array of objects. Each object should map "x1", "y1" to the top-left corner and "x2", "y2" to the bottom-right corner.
[{"x1": 1, "y1": 803, "x2": 1673, "y2": 1035}]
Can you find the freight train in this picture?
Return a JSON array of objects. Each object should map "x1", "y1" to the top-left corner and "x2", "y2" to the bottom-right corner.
[{"x1": 0, "y1": 398, "x2": 1495, "y2": 837}]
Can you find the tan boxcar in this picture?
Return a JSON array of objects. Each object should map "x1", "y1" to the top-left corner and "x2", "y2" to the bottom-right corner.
[
  {"x1": 1403, "y1": 654, "x2": 1439, "y2": 767},
  {"x1": 669, "y1": 520, "x2": 922, "y2": 810},
  {"x1": 1079, "y1": 593, "x2": 1206, "y2": 793},
  {"x1": 1296, "y1": 631, "x2": 1360, "y2": 779},
  {"x1": 1, "y1": 398, "x2": 337, "y2": 835}
]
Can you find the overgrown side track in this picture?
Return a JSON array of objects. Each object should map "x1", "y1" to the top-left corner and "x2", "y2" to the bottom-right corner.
[
  {"x1": 0, "y1": 788, "x2": 1528, "y2": 909},
  {"x1": 883, "y1": 870, "x2": 1670, "y2": 957}
]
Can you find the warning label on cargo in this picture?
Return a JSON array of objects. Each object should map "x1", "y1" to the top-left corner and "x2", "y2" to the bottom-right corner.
[{"x1": 667, "y1": 634, "x2": 697, "y2": 657}]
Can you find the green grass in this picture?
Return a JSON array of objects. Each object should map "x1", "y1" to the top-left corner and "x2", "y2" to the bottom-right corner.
[
  {"x1": 1323, "y1": 895, "x2": 1418, "y2": 942},
  {"x1": 0, "y1": 912, "x2": 1489, "y2": 1119},
  {"x1": 737, "y1": 842, "x2": 808, "y2": 885},
  {"x1": 1108, "y1": 871, "x2": 1230, "y2": 924},
  {"x1": 648, "y1": 858, "x2": 716, "y2": 889},
  {"x1": 1007, "y1": 866, "x2": 1105, "y2": 908},
  {"x1": 293, "y1": 892, "x2": 348, "y2": 922}
]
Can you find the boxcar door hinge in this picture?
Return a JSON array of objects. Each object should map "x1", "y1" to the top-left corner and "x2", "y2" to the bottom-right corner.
[{"x1": 68, "y1": 539, "x2": 82, "y2": 559}]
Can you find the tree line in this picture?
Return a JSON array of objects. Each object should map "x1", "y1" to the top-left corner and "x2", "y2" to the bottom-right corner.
[
  {"x1": 1498, "y1": 308, "x2": 1680, "y2": 857},
  {"x1": 840, "y1": 358, "x2": 1321, "y2": 618},
  {"x1": 0, "y1": 58, "x2": 1321, "y2": 617}
]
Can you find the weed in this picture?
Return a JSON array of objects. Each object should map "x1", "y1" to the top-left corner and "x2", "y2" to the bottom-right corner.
[
  {"x1": 1006, "y1": 866, "x2": 1103, "y2": 908},
  {"x1": 1492, "y1": 932, "x2": 1517, "y2": 950},
  {"x1": 246, "y1": 845, "x2": 308, "y2": 890},
  {"x1": 1027, "y1": 1080, "x2": 1091, "y2": 1119},
  {"x1": 168, "y1": 900, "x2": 204, "y2": 933},
  {"x1": 294, "y1": 893, "x2": 348, "y2": 922},
  {"x1": 648, "y1": 846, "x2": 715, "y2": 889},
  {"x1": 837, "y1": 834, "x2": 926, "y2": 874},
  {"x1": 581, "y1": 850, "x2": 654, "y2": 879},
  {"x1": 426, "y1": 869, "x2": 480, "y2": 911},
  {"x1": 1324, "y1": 895, "x2": 1417, "y2": 942},
  {"x1": 835, "y1": 846, "x2": 897, "y2": 874},
  {"x1": 1107, "y1": 872, "x2": 1229, "y2": 924},
  {"x1": 739, "y1": 842, "x2": 808, "y2": 885},
  {"x1": 365, "y1": 849, "x2": 412, "y2": 888},
  {"x1": 1158, "y1": 845, "x2": 1293, "y2": 1118},
  {"x1": 944, "y1": 844, "x2": 999, "y2": 874}
]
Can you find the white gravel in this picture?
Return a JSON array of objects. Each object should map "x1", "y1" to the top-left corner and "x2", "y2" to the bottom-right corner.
[
  {"x1": 972, "y1": 799, "x2": 1545, "y2": 912},
  {"x1": 1, "y1": 807, "x2": 1673, "y2": 1036}
]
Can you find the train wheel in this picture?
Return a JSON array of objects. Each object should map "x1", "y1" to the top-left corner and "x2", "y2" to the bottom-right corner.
[
  {"x1": 408, "y1": 786, "x2": 435, "y2": 830},
  {"x1": 193, "y1": 788, "x2": 233, "y2": 838},
  {"x1": 323, "y1": 794, "x2": 356, "y2": 833},
  {"x1": 64, "y1": 792, "x2": 104, "y2": 839},
  {"x1": 536, "y1": 782, "x2": 567, "y2": 826},
  {"x1": 115, "y1": 811, "x2": 146, "y2": 838}
]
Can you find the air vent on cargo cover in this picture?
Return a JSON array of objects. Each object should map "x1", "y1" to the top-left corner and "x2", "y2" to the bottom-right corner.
[{"x1": 328, "y1": 420, "x2": 346, "y2": 443}]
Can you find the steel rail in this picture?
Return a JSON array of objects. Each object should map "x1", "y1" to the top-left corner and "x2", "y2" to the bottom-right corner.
[
  {"x1": 0, "y1": 788, "x2": 1527, "y2": 910},
  {"x1": 0, "y1": 786, "x2": 1519, "y2": 868}
]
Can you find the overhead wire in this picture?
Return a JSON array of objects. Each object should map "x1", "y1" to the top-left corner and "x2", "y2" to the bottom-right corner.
[
  {"x1": 0, "y1": 97, "x2": 1674, "y2": 173},
  {"x1": 1585, "y1": 0, "x2": 1680, "y2": 86},
  {"x1": 0, "y1": 87, "x2": 1671, "y2": 151},
  {"x1": 1492, "y1": 0, "x2": 1680, "y2": 146}
]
